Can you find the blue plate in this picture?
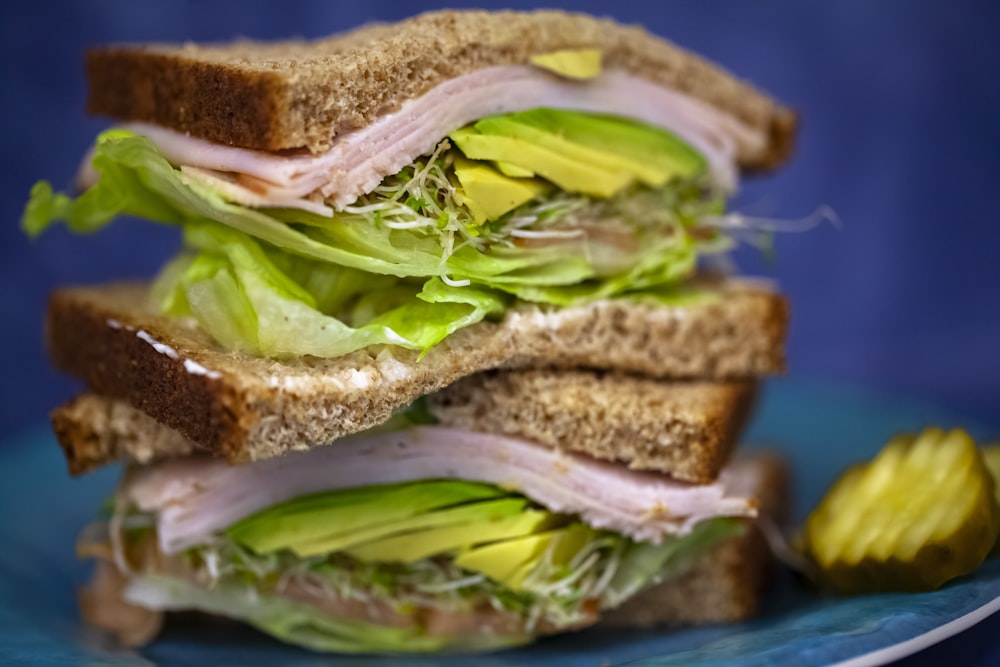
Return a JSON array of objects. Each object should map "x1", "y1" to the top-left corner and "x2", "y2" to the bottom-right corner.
[{"x1": 1, "y1": 379, "x2": 998, "y2": 666}]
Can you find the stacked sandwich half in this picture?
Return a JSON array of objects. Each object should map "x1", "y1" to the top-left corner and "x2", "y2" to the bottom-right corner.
[{"x1": 26, "y1": 10, "x2": 794, "y2": 653}]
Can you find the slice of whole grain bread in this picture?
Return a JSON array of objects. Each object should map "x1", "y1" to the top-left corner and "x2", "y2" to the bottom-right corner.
[
  {"x1": 428, "y1": 371, "x2": 756, "y2": 483},
  {"x1": 54, "y1": 372, "x2": 754, "y2": 479},
  {"x1": 54, "y1": 394, "x2": 199, "y2": 475},
  {"x1": 47, "y1": 279, "x2": 787, "y2": 470},
  {"x1": 86, "y1": 9, "x2": 795, "y2": 169}
]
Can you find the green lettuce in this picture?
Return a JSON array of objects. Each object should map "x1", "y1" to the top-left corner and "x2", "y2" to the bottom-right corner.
[
  {"x1": 154, "y1": 224, "x2": 509, "y2": 357},
  {"x1": 125, "y1": 575, "x2": 526, "y2": 653},
  {"x1": 604, "y1": 518, "x2": 745, "y2": 607},
  {"x1": 23, "y1": 131, "x2": 616, "y2": 283},
  {"x1": 172, "y1": 511, "x2": 742, "y2": 645},
  {"x1": 111, "y1": 485, "x2": 742, "y2": 653},
  {"x1": 23, "y1": 130, "x2": 716, "y2": 358}
]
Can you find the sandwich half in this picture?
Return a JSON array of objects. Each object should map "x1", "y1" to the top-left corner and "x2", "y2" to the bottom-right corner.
[
  {"x1": 25, "y1": 9, "x2": 794, "y2": 371},
  {"x1": 24, "y1": 9, "x2": 795, "y2": 653},
  {"x1": 69, "y1": 383, "x2": 787, "y2": 652}
]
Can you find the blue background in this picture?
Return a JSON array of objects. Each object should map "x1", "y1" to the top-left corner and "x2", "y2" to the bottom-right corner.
[
  {"x1": 0, "y1": 2, "x2": 999, "y2": 665},
  {"x1": 2, "y1": 0, "x2": 998, "y2": 437},
  {"x1": 1, "y1": 0, "x2": 998, "y2": 435}
]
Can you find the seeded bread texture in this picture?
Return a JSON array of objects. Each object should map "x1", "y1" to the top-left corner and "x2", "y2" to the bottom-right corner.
[
  {"x1": 53, "y1": 394, "x2": 198, "y2": 475},
  {"x1": 53, "y1": 372, "x2": 752, "y2": 478},
  {"x1": 47, "y1": 279, "x2": 787, "y2": 471},
  {"x1": 428, "y1": 371, "x2": 756, "y2": 483},
  {"x1": 86, "y1": 9, "x2": 795, "y2": 169},
  {"x1": 604, "y1": 451, "x2": 788, "y2": 627}
]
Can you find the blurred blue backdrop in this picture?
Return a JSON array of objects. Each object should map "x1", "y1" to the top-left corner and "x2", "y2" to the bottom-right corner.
[{"x1": 1, "y1": 0, "x2": 998, "y2": 438}]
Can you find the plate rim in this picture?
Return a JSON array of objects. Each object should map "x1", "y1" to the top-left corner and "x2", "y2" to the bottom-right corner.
[{"x1": 831, "y1": 596, "x2": 1000, "y2": 667}]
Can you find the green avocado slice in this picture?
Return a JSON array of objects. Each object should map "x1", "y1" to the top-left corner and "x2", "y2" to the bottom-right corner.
[
  {"x1": 455, "y1": 523, "x2": 595, "y2": 589},
  {"x1": 344, "y1": 509, "x2": 559, "y2": 563},
  {"x1": 474, "y1": 115, "x2": 670, "y2": 187},
  {"x1": 493, "y1": 161, "x2": 535, "y2": 178},
  {"x1": 529, "y1": 49, "x2": 603, "y2": 80},
  {"x1": 227, "y1": 480, "x2": 505, "y2": 554},
  {"x1": 449, "y1": 128, "x2": 632, "y2": 197},
  {"x1": 496, "y1": 108, "x2": 707, "y2": 184},
  {"x1": 452, "y1": 157, "x2": 551, "y2": 224},
  {"x1": 292, "y1": 497, "x2": 530, "y2": 557},
  {"x1": 455, "y1": 530, "x2": 557, "y2": 586}
]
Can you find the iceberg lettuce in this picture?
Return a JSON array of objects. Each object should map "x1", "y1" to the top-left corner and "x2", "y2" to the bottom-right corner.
[
  {"x1": 24, "y1": 130, "x2": 716, "y2": 357},
  {"x1": 125, "y1": 575, "x2": 524, "y2": 653}
]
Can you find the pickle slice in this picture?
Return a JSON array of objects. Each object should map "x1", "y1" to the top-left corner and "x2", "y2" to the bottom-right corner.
[
  {"x1": 983, "y1": 444, "x2": 1000, "y2": 507},
  {"x1": 983, "y1": 444, "x2": 1000, "y2": 555},
  {"x1": 803, "y1": 428, "x2": 1000, "y2": 593}
]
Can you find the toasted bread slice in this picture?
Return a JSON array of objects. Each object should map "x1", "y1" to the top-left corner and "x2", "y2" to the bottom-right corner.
[
  {"x1": 54, "y1": 373, "x2": 754, "y2": 478},
  {"x1": 86, "y1": 9, "x2": 795, "y2": 169},
  {"x1": 54, "y1": 394, "x2": 199, "y2": 474},
  {"x1": 47, "y1": 279, "x2": 786, "y2": 469},
  {"x1": 429, "y1": 371, "x2": 756, "y2": 483}
]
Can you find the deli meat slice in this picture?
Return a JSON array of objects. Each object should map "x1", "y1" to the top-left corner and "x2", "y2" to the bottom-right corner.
[
  {"x1": 123, "y1": 426, "x2": 765, "y2": 555},
  {"x1": 86, "y1": 66, "x2": 758, "y2": 213}
]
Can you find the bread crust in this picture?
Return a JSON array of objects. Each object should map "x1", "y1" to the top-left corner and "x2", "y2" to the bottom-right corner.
[
  {"x1": 428, "y1": 371, "x2": 756, "y2": 483},
  {"x1": 85, "y1": 9, "x2": 795, "y2": 169},
  {"x1": 47, "y1": 280, "x2": 787, "y2": 470},
  {"x1": 53, "y1": 394, "x2": 199, "y2": 475},
  {"x1": 53, "y1": 373, "x2": 753, "y2": 478}
]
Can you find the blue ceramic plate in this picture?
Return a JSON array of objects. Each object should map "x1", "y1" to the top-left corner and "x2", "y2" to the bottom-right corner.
[{"x1": 1, "y1": 379, "x2": 998, "y2": 666}]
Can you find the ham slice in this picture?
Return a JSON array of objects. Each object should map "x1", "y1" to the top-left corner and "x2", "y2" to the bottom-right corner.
[
  {"x1": 123, "y1": 426, "x2": 764, "y2": 555},
  {"x1": 82, "y1": 66, "x2": 755, "y2": 213}
]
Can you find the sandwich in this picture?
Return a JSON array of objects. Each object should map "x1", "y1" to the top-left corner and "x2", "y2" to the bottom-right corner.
[{"x1": 24, "y1": 9, "x2": 794, "y2": 653}]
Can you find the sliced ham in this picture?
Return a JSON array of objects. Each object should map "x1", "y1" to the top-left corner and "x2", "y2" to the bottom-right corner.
[
  {"x1": 81, "y1": 66, "x2": 753, "y2": 212},
  {"x1": 177, "y1": 166, "x2": 336, "y2": 217},
  {"x1": 123, "y1": 426, "x2": 763, "y2": 555}
]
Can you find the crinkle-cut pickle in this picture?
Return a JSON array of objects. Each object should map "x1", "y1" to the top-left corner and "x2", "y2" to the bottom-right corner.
[
  {"x1": 983, "y1": 444, "x2": 1000, "y2": 507},
  {"x1": 983, "y1": 443, "x2": 1000, "y2": 555},
  {"x1": 803, "y1": 428, "x2": 1000, "y2": 593}
]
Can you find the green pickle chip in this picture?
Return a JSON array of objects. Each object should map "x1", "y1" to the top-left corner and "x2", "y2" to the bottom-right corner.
[
  {"x1": 983, "y1": 443, "x2": 1000, "y2": 555},
  {"x1": 802, "y1": 427, "x2": 1000, "y2": 593},
  {"x1": 983, "y1": 444, "x2": 1000, "y2": 507}
]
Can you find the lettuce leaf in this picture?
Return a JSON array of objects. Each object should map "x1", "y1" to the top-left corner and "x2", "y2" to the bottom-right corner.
[
  {"x1": 24, "y1": 130, "x2": 701, "y2": 288},
  {"x1": 125, "y1": 575, "x2": 526, "y2": 653},
  {"x1": 24, "y1": 130, "x2": 708, "y2": 357},
  {"x1": 603, "y1": 517, "x2": 745, "y2": 607},
  {"x1": 155, "y1": 224, "x2": 509, "y2": 357},
  {"x1": 24, "y1": 133, "x2": 442, "y2": 277},
  {"x1": 122, "y1": 517, "x2": 741, "y2": 651},
  {"x1": 497, "y1": 232, "x2": 697, "y2": 305},
  {"x1": 174, "y1": 509, "x2": 741, "y2": 638},
  {"x1": 23, "y1": 131, "x2": 624, "y2": 285}
]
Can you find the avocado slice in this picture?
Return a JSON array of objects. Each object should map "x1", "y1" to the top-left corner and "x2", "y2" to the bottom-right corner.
[
  {"x1": 292, "y1": 497, "x2": 529, "y2": 557},
  {"x1": 529, "y1": 49, "x2": 603, "y2": 80},
  {"x1": 452, "y1": 157, "x2": 551, "y2": 224},
  {"x1": 449, "y1": 127, "x2": 632, "y2": 198},
  {"x1": 345, "y1": 509, "x2": 558, "y2": 563},
  {"x1": 227, "y1": 480, "x2": 504, "y2": 554},
  {"x1": 454, "y1": 530, "x2": 558, "y2": 586},
  {"x1": 493, "y1": 161, "x2": 535, "y2": 178},
  {"x1": 454, "y1": 523, "x2": 596, "y2": 590},
  {"x1": 474, "y1": 115, "x2": 669, "y2": 188},
  {"x1": 501, "y1": 108, "x2": 707, "y2": 184},
  {"x1": 505, "y1": 523, "x2": 597, "y2": 589}
]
